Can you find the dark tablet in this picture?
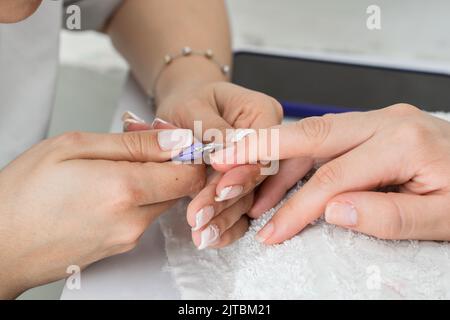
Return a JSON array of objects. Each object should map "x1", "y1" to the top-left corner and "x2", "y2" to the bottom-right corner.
[{"x1": 232, "y1": 51, "x2": 450, "y2": 117}]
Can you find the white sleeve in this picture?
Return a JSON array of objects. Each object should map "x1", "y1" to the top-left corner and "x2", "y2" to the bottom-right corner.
[{"x1": 63, "y1": 0, "x2": 123, "y2": 30}]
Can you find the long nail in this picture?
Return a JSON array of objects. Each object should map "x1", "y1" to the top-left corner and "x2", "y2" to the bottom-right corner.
[
  {"x1": 325, "y1": 202, "x2": 358, "y2": 226},
  {"x1": 151, "y1": 117, "x2": 169, "y2": 127},
  {"x1": 192, "y1": 206, "x2": 215, "y2": 231},
  {"x1": 255, "y1": 221, "x2": 274, "y2": 243},
  {"x1": 122, "y1": 111, "x2": 145, "y2": 123},
  {"x1": 214, "y1": 185, "x2": 243, "y2": 202},
  {"x1": 197, "y1": 224, "x2": 220, "y2": 250},
  {"x1": 157, "y1": 129, "x2": 193, "y2": 151}
]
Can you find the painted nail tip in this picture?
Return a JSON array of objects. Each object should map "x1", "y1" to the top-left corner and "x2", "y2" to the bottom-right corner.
[
  {"x1": 197, "y1": 225, "x2": 220, "y2": 250},
  {"x1": 122, "y1": 111, "x2": 145, "y2": 123},
  {"x1": 151, "y1": 117, "x2": 169, "y2": 127},
  {"x1": 214, "y1": 186, "x2": 232, "y2": 202}
]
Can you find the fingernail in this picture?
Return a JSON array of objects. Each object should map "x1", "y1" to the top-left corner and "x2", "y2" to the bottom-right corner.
[
  {"x1": 122, "y1": 111, "x2": 145, "y2": 123},
  {"x1": 214, "y1": 185, "x2": 243, "y2": 202},
  {"x1": 192, "y1": 206, "x2": 215, "y2": 231},
  {"x1": 152, "y1": 117, "x2": 169, "y2": 127},
  {"x1": 255, "y1": 221, "x2": 274, "y2": 243},
  {"x1": 229, "y1": 129, "x2": 255, "y2": 143},
  {"x1": 325, "y1": 202, "x2": 358, "y2": 226},
  {"x1": 197, "y1": 224, "x2": 220, "y2": 250},
  {"x1": 210, "y1": 146, "x2": 235, "y2": 165},
  {"x1": 157, "y1": 129, "x2": 193, "y2": 151}
]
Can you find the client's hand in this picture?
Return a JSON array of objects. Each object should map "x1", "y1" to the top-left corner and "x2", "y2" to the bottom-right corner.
[
  {"x1": 0, "y1": 129, "x2": 205, "y2": 299},
  {"x1": 211, "y1": 104, "x2": 450, "y2": 243}
]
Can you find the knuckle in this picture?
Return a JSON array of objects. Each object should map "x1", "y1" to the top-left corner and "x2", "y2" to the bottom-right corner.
[
  {"x1": 270, "y1": 98, "x2": 284, "y2": 122},
  {"x1": 121, "y1": 132, "x2": 155, "y2": 162},
  {"x1": 374, "y1": 198, "x2": 406, "y2": 240},
  {"x1": 387, "y1": 103, "x2": 421, "y2": 116},
  {"x1": 110, "y1": 179, "x2": 142, "y2": 211},
  {"x1": 394, "y1": 121, "x2": 430, "y2": 147},
  {"x1": 296, "y1": 116, "x2": 331, "y2": 145},
  {"x1": 313, "y1": 162, "x2": 342, "y2": 190},
  {"x1": 236, "y1": 91, "x2": 269, "y2": 110},
  {"x1": 53, "y1": 131, "x2": 85, "y2": 147}
]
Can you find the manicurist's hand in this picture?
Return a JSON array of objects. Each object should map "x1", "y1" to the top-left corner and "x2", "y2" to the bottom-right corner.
[
  {"x1": 123, "y1": 100, "x2": 282, "y2": 250},
  {"x1": 157, "y1": 81, "x2": 283, "y2": 249},
  {"x1": 211, "y1": 104, "x2": 450, "y2": 243},
  {"x1": 0, "y1": 129, "x2": 205, "y2": 299}
]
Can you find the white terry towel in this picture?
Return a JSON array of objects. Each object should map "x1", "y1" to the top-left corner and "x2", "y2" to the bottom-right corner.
[{"x1": 159, "y1": 112, "x2": 450, "y2": 300}]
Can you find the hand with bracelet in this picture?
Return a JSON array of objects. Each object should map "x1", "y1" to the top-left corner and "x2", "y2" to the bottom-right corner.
[
  {"x1": 155, "y1": 79, "x2": 282, "y2": 250},
  {"x1": 112, "y1": 1, "x2": 283, "y2": 249}
]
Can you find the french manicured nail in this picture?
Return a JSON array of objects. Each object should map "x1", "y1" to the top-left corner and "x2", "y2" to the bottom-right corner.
[
  {"x1": 255, "y1": 221, "x2": 274, "y2": 243},
  {"x1": 122, "y1": 111, "x2": 145, "y2": 123},
  {"x1": 192, "y1": 206, "x2": 215, "y2": 231},
  {"x1": 325, "y1": 202, "x2": 358, "y2": 226},
  {"x1": 197, "y1": 224, "x2": 220, "y2": 250},
  {"x1": 157, "y1": 129, "x2": 193, "y2": 151},
  {"x1": 229, "y1": 128, "x2": 255, "y2": 143},
  {"x1": 151, "y1": 117, "x2": 169, "y2": 127},
  {"x1": 214, "y1": 185, "x2": 243, "y2": 202}
]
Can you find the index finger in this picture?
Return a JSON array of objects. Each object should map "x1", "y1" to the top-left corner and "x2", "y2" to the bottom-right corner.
[
  {"x1": 210, "y1": 110, "x2": 382, "y2": 172},
  {"x1": 128, "y1": 161, "x2": 206, "y2": 205},
  {"x1": 49, "y1": 129, "x2": 193, "y2": 163}
]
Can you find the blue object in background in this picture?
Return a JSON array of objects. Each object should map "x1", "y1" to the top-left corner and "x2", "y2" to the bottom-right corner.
[{"x1": 281, "y1": 101, "x2": 357, "y2": 118}]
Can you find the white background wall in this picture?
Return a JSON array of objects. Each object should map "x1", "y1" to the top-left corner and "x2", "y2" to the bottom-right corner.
[{"x1": 18, "y1": 0, "x2": 450, "y2": 299}]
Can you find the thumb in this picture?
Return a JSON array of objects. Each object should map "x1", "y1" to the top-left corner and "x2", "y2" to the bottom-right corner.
[
  {"x1": 324, "y1": 191, "x2": 449, "y2": 241},
  {"x1": 51, "y1": 129, "x2": 193, "y2": 163}
]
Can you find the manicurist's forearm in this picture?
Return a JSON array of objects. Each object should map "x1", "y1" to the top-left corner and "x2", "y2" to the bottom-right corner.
[{"x1": 107, "y1": 0, "x2": 232, "y2": 103}]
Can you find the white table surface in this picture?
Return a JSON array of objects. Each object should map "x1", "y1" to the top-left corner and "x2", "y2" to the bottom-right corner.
[{"x1": 61, "y1": 76, "x2": 180, "y2": 300}]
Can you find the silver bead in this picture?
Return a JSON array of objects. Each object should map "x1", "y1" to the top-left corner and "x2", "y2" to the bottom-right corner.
[
  {"x1": 221, "y1": 65, "x2": 231, "y2": 75},
  {"x1": 205, "y1": 49, "x2": 214, "y2": 59},
  {"x1": 182, "y1": 46, "x2": 192, "y2": 56},
  {"x1": 164, "y1": 54, "x2": 172, "y2": 64}
]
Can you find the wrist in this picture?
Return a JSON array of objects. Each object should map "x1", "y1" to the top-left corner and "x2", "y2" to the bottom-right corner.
[{"x1": 154, "y1": 55, "x2": 230, "y2": 106}]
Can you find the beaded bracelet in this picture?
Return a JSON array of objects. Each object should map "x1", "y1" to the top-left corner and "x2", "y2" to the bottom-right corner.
[{"x1": 149, "y1": 46, "x2": 231, "y2": 106}]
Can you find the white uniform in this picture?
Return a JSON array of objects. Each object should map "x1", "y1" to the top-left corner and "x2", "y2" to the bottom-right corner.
[{"x1": 0, "y1": 0, "x2": 122, "y2": 169}]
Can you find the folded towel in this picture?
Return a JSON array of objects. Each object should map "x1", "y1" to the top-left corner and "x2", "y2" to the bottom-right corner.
[{"x1": 159, "y1": 112, "x2": 450, "y2": 299}]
